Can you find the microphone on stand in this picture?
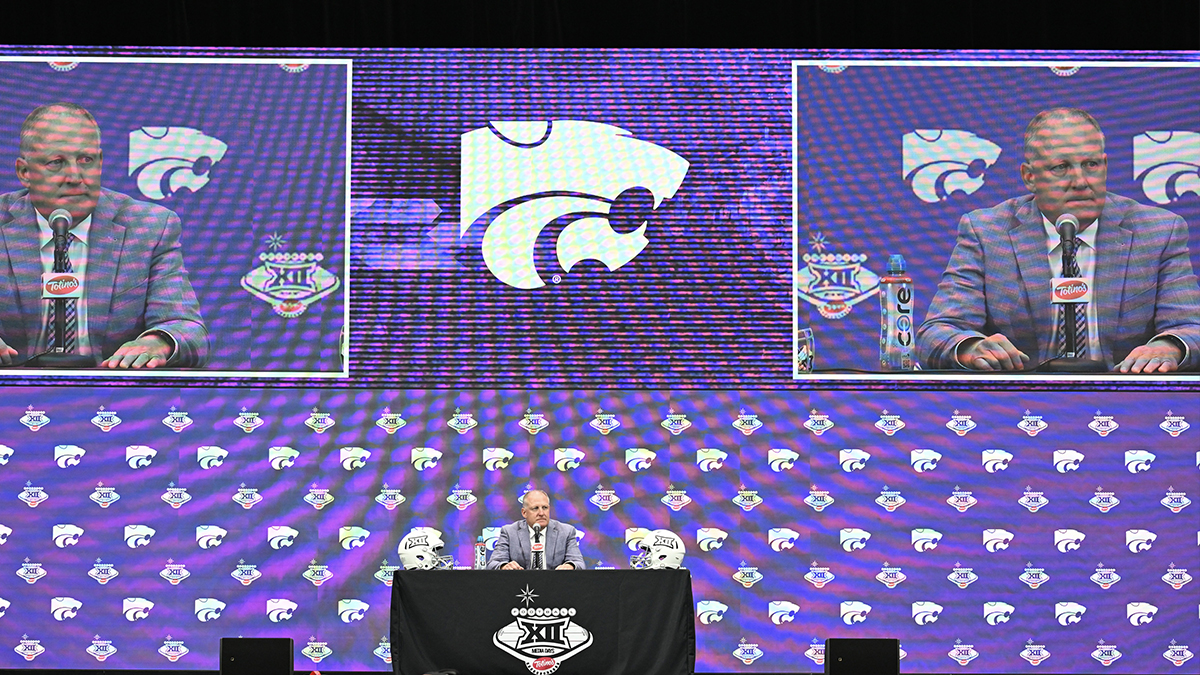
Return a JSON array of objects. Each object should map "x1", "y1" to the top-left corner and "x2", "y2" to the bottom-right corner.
[
  {"x1": 26, "y1": 208, "x2": 93, "y2": 368},
  {"x1": 1041, "y1": 213, "x2": 1105, "y2": 373}
]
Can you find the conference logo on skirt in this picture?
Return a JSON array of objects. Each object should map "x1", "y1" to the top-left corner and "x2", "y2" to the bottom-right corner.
[{"x1": 493, "y1": 587, "x2": 593, "y2": 674}]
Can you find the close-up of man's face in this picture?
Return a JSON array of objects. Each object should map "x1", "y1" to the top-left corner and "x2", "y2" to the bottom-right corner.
[
  {"x1": 1020, "y1": 114, "x2": 1107, "y2": 230},
  {"x1": 521, "y1": 490, "x2": 550, "y2": 529},
  {"x1": 16, "y1": 107, "x2": 104, "y2": 222}
]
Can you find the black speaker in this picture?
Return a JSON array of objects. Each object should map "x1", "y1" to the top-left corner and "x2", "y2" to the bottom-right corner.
[
  {"x1": 220, "y1": 637, "x2": 294, "y2": 675},
  {"x1": 824, "y1": 637, "x2": 900, "y2": 675}
]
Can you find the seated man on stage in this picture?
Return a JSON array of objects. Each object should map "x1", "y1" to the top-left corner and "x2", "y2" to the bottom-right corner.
[
  {"x1": 486, "y1": 489, "x2": 586, "y2": 570},
  {"x1": 916, "y1": 107, "x2": 1200, "y2": 372},
  {"x1": 0, "y1": 102, "x2": 208, "y2": 368}
]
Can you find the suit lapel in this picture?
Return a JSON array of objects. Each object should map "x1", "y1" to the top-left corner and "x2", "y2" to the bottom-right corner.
[
  {"x1": 1008, "y1": 199, "x2": 1055, "y2": 362},
  {"x1": 1092, "y1": 201, "x2": 1133, "y2": 366},
  {"x1": 1, "y1": 196, "x2": 49, "y2": 351},
  {"x1": 83, "y1": 192, "x2": 125, "y2": 354},
  {"x1": 545, "y1": 521, "x2": 559, "y2": 566},
  {"x1": 516, "y1": 521, "x2": 531, "y2": 568}
]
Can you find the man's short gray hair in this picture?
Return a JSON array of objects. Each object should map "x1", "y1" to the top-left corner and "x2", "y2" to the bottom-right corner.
[
  {"x1": 522, "y1": 489, "x2": 550, "y2": 506},
  {"x1": 1023, "y1": 107, "x2": 1105, "y2": 161},
  {"x1": 20, "y1": 103, "x2": 100, "y2": 155}
]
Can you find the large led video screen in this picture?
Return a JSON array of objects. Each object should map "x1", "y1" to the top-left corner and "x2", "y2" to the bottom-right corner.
[
  {"x1": 0, "y1": 58, "x2": 349, "y2": 378},
  {"x1": 794, "y1": 60, "x2": 1200, "y2": 380},
  {"x1": 0, "y1": 387, "x2": 1194, "y2": 673}
]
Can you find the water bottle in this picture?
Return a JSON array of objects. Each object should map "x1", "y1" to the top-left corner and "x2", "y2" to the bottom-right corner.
[
  {"x1": 474, "y1": 535, "x2": 487, "y2": 569},
  {"x1": 879, "y1": 254, "x2": 915, "y2": 370}
]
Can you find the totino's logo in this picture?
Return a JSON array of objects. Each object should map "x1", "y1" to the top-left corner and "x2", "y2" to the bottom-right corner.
[
  {"x1": 460, "y1": 120, "x2": 689, "y2": 289},
  {"x1": 44, "y1": 275, "x2": 79, "y2": 294},
  {"x1": 902, "y1": 129, "x2": 1001, "y2": 203},
  {"x1": 1133, "y1": 131, "x2": 1200, "y2": 204},
  {"x1": 1053, "y1": 280, "x2": 1089, "y2": 301},
  {"x1": 129, "y1": 126, "x2": 227, "y2": 200}
]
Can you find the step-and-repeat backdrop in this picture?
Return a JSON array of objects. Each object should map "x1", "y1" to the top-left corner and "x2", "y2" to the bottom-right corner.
[
  {"x1": 0, "y1": 388, "x2": 1195, "y2": 673},
  {"x1": 0, "y1": 48, "x2": 1195, "y2": 674}
]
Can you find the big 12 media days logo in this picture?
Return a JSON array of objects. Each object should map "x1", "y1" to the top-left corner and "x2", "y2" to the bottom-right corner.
[{"x1": 460, "y1": 121, "x2": 689, "y2": 289}]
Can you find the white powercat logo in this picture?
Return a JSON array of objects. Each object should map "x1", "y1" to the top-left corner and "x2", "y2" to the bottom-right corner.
[
  {"x1": 129, "y1": 127, "x2": 227, "y2": 200},
  {"x1": 1133, "y1": 131, "x2": 1200, "y2": 204},
  {"x1": 461, "y1": 121, "x2": 689, "y2": 289},
  {"x1": 902, "y1": 129, "x2": 1001, "y2": 203}
]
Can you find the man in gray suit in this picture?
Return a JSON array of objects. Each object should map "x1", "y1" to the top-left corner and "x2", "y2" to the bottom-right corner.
[
  {"x1": 0, "y1": 103, "x2": 207, "y2": 368},
  {"x1": 487, "y1": 490, "x2": 585, "y2": 570},
  {"x1": 917, "y1": 107, "x2": 1200, "y2": 372}
]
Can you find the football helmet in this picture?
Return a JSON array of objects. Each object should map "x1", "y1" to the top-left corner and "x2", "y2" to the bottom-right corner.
[
  {"x1": 397, "y1": 527, "x2": 454, "y2": 570},
  {"x1": 630, "y1": 529, "x2": 686, "y2": 569}
]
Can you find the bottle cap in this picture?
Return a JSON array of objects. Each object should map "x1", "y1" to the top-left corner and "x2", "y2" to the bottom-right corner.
[{"x1": 888, "y1": 254, "x2": 906, "y2": 274}]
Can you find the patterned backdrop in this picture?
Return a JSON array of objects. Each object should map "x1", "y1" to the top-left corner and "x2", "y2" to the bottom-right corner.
[{"x1": 0, "y1": 388, "x2": 1195, "y2": 672}]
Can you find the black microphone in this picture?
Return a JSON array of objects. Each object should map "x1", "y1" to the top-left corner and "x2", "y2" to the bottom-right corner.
[
  {"x1": 48, "y1": 208, "x2": 72, "y2": 273},
  {"x1": 1042, "y1": 213, "x2": 1103, "y2": 372}
]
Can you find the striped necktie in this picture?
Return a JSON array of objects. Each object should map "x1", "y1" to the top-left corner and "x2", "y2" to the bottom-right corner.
[
  {"x1": 532, "y1": 527, "x2": 544, "y2": 570},
  {"x1": 46, "y1": 234, "x2": 78, "y2": 352},
  {"x1": 1056, "y1": 237, "x2": 1087, "y2": 358}
]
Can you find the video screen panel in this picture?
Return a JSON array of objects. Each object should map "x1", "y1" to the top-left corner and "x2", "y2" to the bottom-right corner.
[
  {"x1": 0, "y1": 58, "x2": 349, "y2": 378},
  {"x1": 794, "y1": 60, "x2": 1200, "y2": 380}
]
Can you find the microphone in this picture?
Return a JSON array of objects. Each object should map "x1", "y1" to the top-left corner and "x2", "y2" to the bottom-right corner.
[
  {"x1": 1042, "y1": 212, "x2": 1104, "y2": 372},
  {"x1": 48, "y1": 208, "x2": 72, "y2": 272},
  {"x1": 1055, "y1": 213, "x2": 1078, "y2": 259}
]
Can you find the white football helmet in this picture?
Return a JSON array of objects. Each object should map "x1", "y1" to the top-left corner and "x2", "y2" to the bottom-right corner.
[
  {"x1": 630, "y1": 529, "x2": 686, "y2": 569},
  {"x1": 397, "y1": 527, "x2": 453, "y2": 570}
]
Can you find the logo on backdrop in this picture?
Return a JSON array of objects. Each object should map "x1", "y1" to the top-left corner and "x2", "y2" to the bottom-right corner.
[
  {"x1": 159, "y1": 636, "x2": 188, "y2": 662},
  {"x1": 796, "y1": 231, "x2": 880, "y2": 319},
  {"x1": 1132, "y1": 131, "x2": 1200, "y2": 204},
  {"x1": 902, "y1": 129, "x2": 1001, "y2": 203},
  {"x1": 128, "y1": 126, "x2": 227, "y2": 200},
  {"x1": 460, "y1": 120, "x2": 689, "y2": 289},
  {"x1": 242, "y1": 232, "x2": 340, "y2": 318},
  {"x1": 696, "y1": 600, "x2": 728, "y2": 624},
  {"x1": 493, "y1": 586, "x2": 593, "y2": 673}
]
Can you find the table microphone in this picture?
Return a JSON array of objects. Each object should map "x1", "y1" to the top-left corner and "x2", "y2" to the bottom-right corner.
[{"x1": 1041, "y1": 213, "x2": 1104, "y2": 372}]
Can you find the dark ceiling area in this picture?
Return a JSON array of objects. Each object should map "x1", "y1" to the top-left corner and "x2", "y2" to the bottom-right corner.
[{"x1": 0, "y1": 0, "x2": 1196, "y2": 49}]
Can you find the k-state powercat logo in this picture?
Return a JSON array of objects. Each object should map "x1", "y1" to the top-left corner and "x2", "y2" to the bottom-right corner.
[
  {"x1": 1133, "y1": 131, "x2": 1200, "y2": 204},
  {"x1": 902, "y1": 130, "x2": 1001, "y2": 203},
  {"x1": 129, "y1": 127, "x2": 228, "y2": 200},
  {"x1": 461, "y1": 121, "x2": 689, "y2": 289}
]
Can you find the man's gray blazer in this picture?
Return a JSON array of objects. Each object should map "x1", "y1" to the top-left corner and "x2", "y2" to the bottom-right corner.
[
  {"x1": 0, "y1": 188, "x2": 208, "y2": 366},
  {"x1": 486, "y1": 519, "x2": 586, "y2": 570},
  {"x1": 917, "y1": 193, "x2": 1200, "y2": 370}
]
